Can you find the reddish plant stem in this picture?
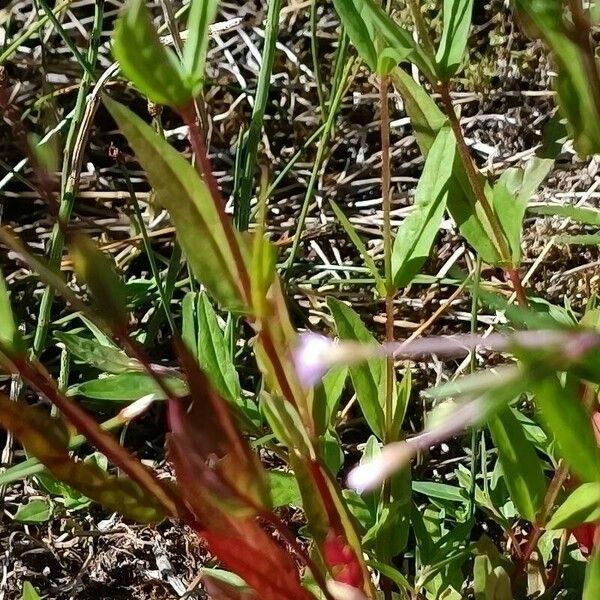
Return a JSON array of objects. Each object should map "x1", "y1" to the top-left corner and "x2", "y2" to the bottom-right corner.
[{"x1": 506, "y1": 267, "x2": 528, "y2": 308}]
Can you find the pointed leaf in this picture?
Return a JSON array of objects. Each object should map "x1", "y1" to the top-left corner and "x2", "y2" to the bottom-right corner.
[
  {"x1": 436, "y1": 0, "x2": 474, "y2": 78},
  {"x1": 584, "y1": 547, "x2": 600, "y2": 600},
  {"x1": 181, "y1": 0, "x2": 219, "y2": 93},
  {"x1": 112, "y1": 0, "x2": 191, "y2": 107},
  {"x1": 54, "y1": 332, "x2": 138, "y2": 374},
  {"x1": 21, "y1": 583, "x2": 41, "y2": 600},
  {"x1": 328, "y1": 298, "x2": 385, "y2": 439},
  {"x1": 13, "y1": 499, "x2": 53, "y2": 523},
  {"x1": 0, "y1": 393, "x2": 167, "y2": 522},
  {"x1": 392, "y1": 126, "x2": 455, "y2": 287},
  {"x1": 0, "y1": 267, "x2": 23, "y2": 355},
  {"x1": 104, "y1": 96, "x2": 246, "y2": 311},
  {"x1": 546, "y1": 483, "x2": 600, "y2": 530},
  {"x1": 487, "y1": 407, "x2": 547, "y2": 522}
]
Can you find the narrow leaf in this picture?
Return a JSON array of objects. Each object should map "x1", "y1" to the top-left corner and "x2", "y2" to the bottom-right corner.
[
  {"x1": 436, "y1": 0, "x2": 474, "y2": 77},
  {"x1": 0, "y1": 267, "x2": 23, "y2": 355},
  {"x1": 21, "y1": 583, "x2": 41, "y2": 600},
  {"x1": 487, "y1": 407, "x2": 547, "y2": 522},
  {"x1": 104, "y1": 96, "x2": 246, "y2": 311},
  {"x1": 54, "y1": 332, "x2": 138, "y2": 374},
  {"x1": 392, "y1": 126, "x2": 455, "y2": 287},
  {"x1": 331, "y1": 0, "x2": 377, "y2": 70},
  {"x1": 584, "y1": 547, "x2": 600, "y2": 600},
  {"x1": 181, "y1": 0, "x2": 219, "y2": 93},
  {"x1": 328, "y1": 298, "x2": 385, "y2": 439},
  {"x1": 112, "y1": 0, "x2": 191, "y2": 107}
]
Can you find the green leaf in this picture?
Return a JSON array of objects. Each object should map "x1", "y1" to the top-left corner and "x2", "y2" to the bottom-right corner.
[
  {"x1": 196, "y1": 292, "x2": 241, "y2": 404},
  {"x1": 546, "y1": 483, "x2": 600, "y2": 530},
  {"x1": 528, "y1": 203, "x2": 600, "y2": 226},
  {"x1": 389, "y1": 68, "x2": 503, "y2": 265},
  {"x1": 436, "y1": 0, "x2": 474, "y2": 77},
  {"x1": 69, "y1": 233, "x2": 128, "y2": 329},
  {"x1": 54, "y1": 332, "x2": 138, "y2": 373},
  {"x1": 555, "y1": 234, "x2": 600, "y2": 246},
  {"x1": 181, "y1": 0, "x2": 219, "y2": 94},
  {"x1": 104, "y1": 96, "x2": 246, "y2": 311},
  {"x1": 333, "y1": 0, "x2": 434, "y2": 77},
  {"x1": 584, "y1": 547, "x2": 600, "y2": 600},
  {"x1": 328, "y1": 298, "x2": 385, "y2": 439},
  {"x1": 13, "y1": 499, "x2": 53, "y2": 523},
  {"x1": 392, "y1": 126, "x2": 455, "y2": 287},
  {"x1": 112, "y1": 0, "x2": 191, "y2": 107},
  {"x1": 487, "y1": 407, "x2": 547, "y2": 522},
  {"x1": 330, "y1": 199, "x2": 386, "y2": 296},
  {"x1": 70, "y1": 372, "x2": 188, "y2": 402},
  {"x1": 0, "y1": 267, "x2": 23, "y2": 355},
  {"x1": 331, "y1": 0, "x2": 378, "y2": 70},
  {"x1": 532, "y1": 375, "x2": 600, "y2": 483},
  {"x1": 412, "y1": 481, "x2": 467, "y2": 504},
  {"x1": 313, "y1": 366, "x2": 348, "y2": 436},
  {"x1": 0, "y1": 393, "x2": 167, "y2": 523},
  {"x1": 21, "y1": 582, "x2": 41, "y2": 600},
  {"x1": 268, "y1": 471, "x2": 302, "y2": 508},
  {"x1": 181, "y1": 291, "x2": 198, "y2": 353},
  {"x1": 492, "y1": 157, "x2": 553, "y2": 265}
]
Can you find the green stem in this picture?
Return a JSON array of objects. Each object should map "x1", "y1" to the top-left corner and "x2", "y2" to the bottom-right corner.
[
  {"x1": 31, "y1": 0, "x2": 104, "y2": 358},
  {"x1": 235, "y1": 0, "x2": 282, "y2": 231},
  {"x1": 311, "y1": 0, "x2": 327, "y2": 119},
  {"x1": 120, "y1": 163, "x2": 177, "y2": 335},
  {"x1": 284, "y1": 58, "x2": 354, "y2": 271}
]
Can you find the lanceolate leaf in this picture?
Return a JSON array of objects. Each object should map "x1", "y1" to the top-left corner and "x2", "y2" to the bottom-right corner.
[
  {"x1": 328, "y1": 298, "x2": 385, "y2": 439},
  {"x1": 0, "y1": 393, "x2": 166, "y2": 522},
  {"x1": 196, "y1": 293, "x2": 241, "y2": 404},
  {"x1": 389, "y1": 68, "x2": 503, "y2": 265},
  {"x1": 532, "y1": 375, "x2": 600, "y2": 483},
  {"x1": 528, "y1": 203, "x2": 600, "y2": 226},
  {"x1": 436, "y1": 0, "x2": 474, "y2": 78},
  {"x1": 392, "y1": 126, "x2": 455, "y2": 287},
  {"x1": 54, "y1": 332, "x2": 138, "y2": 374},
  {"x1": 181, "y1": 0, "x2": 219, "y2": 94},
  {"x1": 21, "y1": 582, "x2": 41, "y2": 600},
  {"x1": 546, "y1": 483, "x2": 600, "y2": 530},
  {"x1": 492, "y1": 157, "x2": 553, "y2": 265},
  {"x1": 70, "y1": 372, "x2": 188, "y2": 402},
  {"x1": 487, "y1": 407, "x2": 547, "y2": 522},
  {"x1": 112, "y1": 0, "x2": 191, "y2": 107},
  {"x1": 333, "y1": 0, "x2": 434, "y2": 77},
  {"x1": 104, "y1": 96, "x2": 247, "y2": 311},
  {"x1": 0, "y1": 267, "x2": 23, "y2": 355},
  {"x1": 13, "y1": 498, "x2": 53, "y2": 523}
]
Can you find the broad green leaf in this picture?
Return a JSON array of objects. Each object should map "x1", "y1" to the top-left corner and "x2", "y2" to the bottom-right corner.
[
  {"x1": 104, "y1": 96, "x2": 247, "y2": 311},
  {"x1": 546, "y1": 483, "x2": 600, "y2": 530},
  {"x1": 21, "y1": 582, "x2": 41, "y2": 600},
  {"x1": 0, "y1": 267, "x2": 23, "y2": 355},
  {"x1": 197, "y1": 293, "x2": 241, "y2": 404},
  {"x1": 13, "y1": 499, "x2": 53, "y2": 523},
  {"x1": 584, "y1": 547, "x2": 600, "y2": 600},
  {"x1": 532, "y1": 375, "x2": 600, "y2": 483},
  {"x1": 268, "y1": 471, "x2": 302, "y2": 508},
  {"x1": 181, "y1": 0, "x2": 219, "y2": 94},
  {"x1": 112, "y1": 0, "x2": 191, "y2": 107},
  {"x1": 473, "y1": 554, "x2": 494, "y2": 600},
  {"x1": 528, "y1": 203, "x2": 600, "y2": 226},
  {"x1": 436, "y1": 0, "x2": 474, "y2": 78},
  {"x1": 492, "y1": 157, "x2": 553, "y2": 264},
  {"x1": 331, "y1": 0, "x2": 377, "y2": 70},
  {"x1": 328, "y1": 298, "x2": 385, "y2": 439},
  {"x1": 54, "y1": 332, "x2": 138, "y2": 373},
  {"x1": 70, "y1": 372, "x2": 188, "y2": 401},
  {"x1": 392, "y1": 126, "x2": 455, "y2": 287},
  {"x1": 487, "y1": 407, "x2": 547, "y2": 522},
  {"x1": 0, "y1": 393, "x2": 166, "y2": 522},
  {"x1": 69, "y1": 233, "x2": 128, "y2": 329},
  {"x1": 330, "y1": 199, "x2": 386, "y2": 296}
]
